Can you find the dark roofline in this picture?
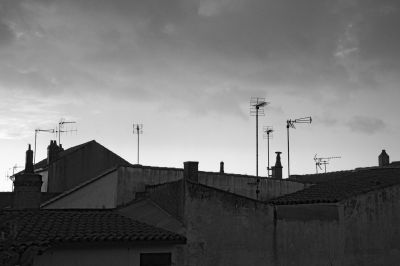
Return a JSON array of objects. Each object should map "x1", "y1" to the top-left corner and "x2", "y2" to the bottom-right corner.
[{"x1": 270, "y1": 168, "x2": 400, "y2": 205}]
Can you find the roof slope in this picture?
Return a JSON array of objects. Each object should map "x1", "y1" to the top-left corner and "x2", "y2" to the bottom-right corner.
[
  {"x1": 26, "y1": 140, "x2": 130, "y2": 173},
  {"x1": 289, "y1": 170, "x2": 357, "y2": 184},
  {"x1": 270, "y1": 168, "x2": 400, "y2": 205},
  {"x1": 0, "y1": 209, "x2": 186, "y2": 251}
]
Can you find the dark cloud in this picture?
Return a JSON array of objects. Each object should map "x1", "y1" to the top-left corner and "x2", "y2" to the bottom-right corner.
[
  {"x1": 346, "y1": 115, "x2": 386, "y2": 135},
  {"x1": 0, "y1": 0, "x2": 399, "y2": 115}
]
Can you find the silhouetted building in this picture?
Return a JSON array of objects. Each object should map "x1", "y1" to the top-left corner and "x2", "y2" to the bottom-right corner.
[{"x1": 13, "y1": 145, "x2": 42, "y2": 209}]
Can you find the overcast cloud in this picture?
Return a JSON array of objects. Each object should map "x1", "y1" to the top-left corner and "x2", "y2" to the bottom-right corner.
[{"x1": 1, "y1": 0, "x2": 400, "y2": 190}]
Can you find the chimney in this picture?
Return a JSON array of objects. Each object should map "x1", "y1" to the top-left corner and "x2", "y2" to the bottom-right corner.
[
  {"x1": 47, "y1": 140, "x2": 63, "y2": 164},
  {"x1": 13, "y1": 144, "x2": 43, "y2": 209},
  {"x1": 271, "y1": 152, "x2": 283, "y2": 179},
  {"x1": 220, "y1": 161, "x2": 224, "y2": 173},
  {"x1": 379, "y1": 150, "x2": 390, "y2": 167},
  {"x1": 184, "y1": 161, "x2": 198, "y2": 183}
]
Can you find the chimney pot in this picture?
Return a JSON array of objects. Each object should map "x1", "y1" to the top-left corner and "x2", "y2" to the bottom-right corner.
[
  {"x1": 220, "y1": 161, "x2": 224, "y2": 173},
  {"x1": 379, "y1": 149, "x2": 390, "y2": 167},
  {"x1": 13, "y1": 145, "x2": 43, "y2": 209},
  {"x1": 272, "y1": 152, "x2": 283, "y2": 179}
]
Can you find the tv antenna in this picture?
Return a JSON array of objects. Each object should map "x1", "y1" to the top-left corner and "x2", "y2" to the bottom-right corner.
[
  {"x1": 34, "y1": 128, "x2": 55, "y2": 164},
  {"x1": 250, "y1": 97, "x2": 269, "y2": 199},
  {"x1": 263, "y1": 126, "x2": 273, "y2": 177},
  {"x1": 133, "y1": 123, "x2": 143, "y2": 164},
  {"x1": 57, "y1": 118, "x2": 77, "y2": 146},
  {"x1": 286, "y1": 116, "x2": 312, "y2": 178},
  {"x1": 314, "y1": 155, "x2": 341, "y2": 173},
  {"x1": 6, "y1": 164, "x2": 23, "y2": 181}
]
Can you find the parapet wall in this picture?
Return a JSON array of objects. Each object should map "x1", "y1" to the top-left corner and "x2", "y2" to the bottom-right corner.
[
  {"x1": 198, "y1": 171, "x2": 305, "y2": 201},
  {"x1": 116, "y1": 166, "x2": 183, "y2": 206}
]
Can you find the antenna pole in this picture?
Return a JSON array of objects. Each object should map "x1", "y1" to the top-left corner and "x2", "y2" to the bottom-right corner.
[
  {"x1": 267, "y1": 133, "x2": 270, "y2": 176},
  {"x1": 34, "y1": 130, "x2": 38, "y2": 164},
  {"x1": 287, "y1": 122, "x2": 290, "y2": 178},
  {"x1": 256, "y1": 106, "x2": 259, "y2": 178},
  {"x1": 58, "y1": 119, "x2": 77, "y2": 146},
  {"x1": 263, "y1": 126, "x2": 273, "y2": 177},
  {"x1": 250, "y1": 97, "x2": 268, "y2": 199},
  {"x1": 133, "y1": 124, "x2": 143, "y2": 164},
  {"x1": 286, "y1": 117, "x2": 312, "y2": 178},
  {"x1": 137, "y1": 125, "x2": 140, "y2": 164}
]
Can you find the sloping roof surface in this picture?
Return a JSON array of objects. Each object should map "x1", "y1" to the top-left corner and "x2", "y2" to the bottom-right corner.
[
  {"x1": 270, "y1": 168, "x2": 400, "y2": 205},
  {"x1": 0, "y1": 209, "x2": 186, "y2": 249},
  {"x1": 27, "y1": 140, "x2": 130, "y2": 173},
  {"x1": 289, "y1": 170, "x2": 357, "y2": 184}
]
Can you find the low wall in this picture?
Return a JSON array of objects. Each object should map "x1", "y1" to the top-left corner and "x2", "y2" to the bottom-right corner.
[{"x1": 198, "y1": 171, "x2": 305, "y2": 201}]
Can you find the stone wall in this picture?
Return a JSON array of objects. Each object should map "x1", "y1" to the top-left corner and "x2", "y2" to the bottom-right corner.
[
  {"x1": 343, "y1": 185, "x2": 400, "y2": 266},
  {"x1": 184, "y1": 181, "x2": 274, "y2": 266}
]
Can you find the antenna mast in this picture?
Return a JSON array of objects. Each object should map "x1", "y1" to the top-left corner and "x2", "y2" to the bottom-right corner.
[
  {"x1": 34, "y1": 128, "x2": 55, "y2": 164},
  {"x1": 133, "y1": 123, "x2": 143, "y2": 164},
  {"x1": 286, "y1": 116, "x2": 312, "y2": 178},
  {"x1": 250, "y1": 97, "x2": 268, "y2": 198},
  {"x1": 314, "y1": 155, "x2": 341, "y2": 173},
  {"x1": 263, "y1": 126, "x2": 273, "y2": 177},
  {"x1": 57, "y1": 118, "x2": 77, "y2": 146}
]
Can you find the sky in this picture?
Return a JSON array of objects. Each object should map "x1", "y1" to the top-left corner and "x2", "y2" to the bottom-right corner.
[{"x1": 1, "y1": 0, "x2": 400, "y2": 191}]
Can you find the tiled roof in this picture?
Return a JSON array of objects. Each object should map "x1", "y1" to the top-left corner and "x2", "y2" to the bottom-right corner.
[
  {"x1": 270, "y1": 168, "x2": 400, "y2": 205},
  {"x1": 0, "y1": 209, "x2": 186, "y2": 251},
  {"x1": 289, "y1": 170, "x2": 357, "y2": 184}
]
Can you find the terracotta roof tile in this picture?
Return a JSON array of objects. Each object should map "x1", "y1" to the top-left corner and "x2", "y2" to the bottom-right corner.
[
  {"x1": 270, "y1": 168, "x2": 400, "y2": 205},
  {"x1": 0, "y1": 209, "x2": 186, "y2": 250}
]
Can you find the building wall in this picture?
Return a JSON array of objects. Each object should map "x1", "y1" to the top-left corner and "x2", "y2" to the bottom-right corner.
[
  {"x1": 47, "y1": 142, "x2": 128, "y2": 193},
  {"x1": 274, "y1": 204, "x2": 344, "y2": 266},
  {"x1": 43, "y1": 170, "x2": 118, "y2": 209},
  {"x1": 184, "y1": 181, "x2": 274, "y2": 266},
  {"x1": 343, "y1": 185, "x2": 400, "y2": 266},
  {"x1": 116, "y1": 166, "x2": 183, "y2": 206},
  {"x1": 33, "y1": 244, "x2": 183, "y2": 266},
  {"x1": 273, "y1": 185, "x2": 400, "y2": 266},
  {"x1": 198, "y1": 171, "x2": 305, "y2": 201}
]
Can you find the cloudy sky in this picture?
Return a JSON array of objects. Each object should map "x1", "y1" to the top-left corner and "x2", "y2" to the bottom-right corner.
[{"x1": 1, "y1": 0, "x2": 400, "y2": 191}]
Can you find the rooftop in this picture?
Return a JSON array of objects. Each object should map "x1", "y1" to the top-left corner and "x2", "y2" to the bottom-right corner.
[
  {"x1": 0, "y1": 209, "x2": 186, "y2": 252},
  {"x1": 270, "y1": 167, "x2": 400, "y2": 205}
]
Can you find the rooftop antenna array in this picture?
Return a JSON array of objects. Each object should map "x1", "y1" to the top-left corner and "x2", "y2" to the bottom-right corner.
[
  {"x1": 263, "y1": 126, "x2": 274, "y2": 177},
  {"x1": 34, "y1": 128, "x2": 55, "y2": 164},
  {"x1": 286, "y1": 116, "x2": 312, "y2": 178},
  {"x1": 56, "y1": 118, "x2": 77, "y2": 146},
  {"x1": 314, "y1": 155, "x2": 341, "y2": 173},
  {"x1": 6, "y1": 164, "x2": 23, "y2": 191},
  {"x1": 250, "y1": 97, "x2": 268, "y2": 198},
  {"x1": 133, "y1": 123, "x2": 143, "y2": 164}
]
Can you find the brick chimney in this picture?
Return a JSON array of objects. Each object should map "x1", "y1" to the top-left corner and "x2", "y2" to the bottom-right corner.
[
  {"x1": 220, "y1": 161, "x2": 224, "y2": 173},
  {"x1": 47, "y1": 140, "x2": 63, "y2": 164},
  {"x1": 13, "y1": 144, "x2": 43, "y2": 209},
  {"x1": 379, "y1": 150, "x2": 390, "y2": 167},
  {"x1": 184, "y1": 161, "x2": 198, "y2": 183},
  {"x1": 271, "y1": 152, "x2": 283, "y2": 179}
]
